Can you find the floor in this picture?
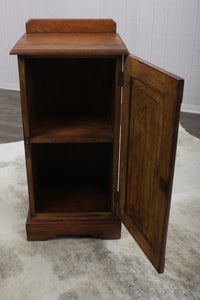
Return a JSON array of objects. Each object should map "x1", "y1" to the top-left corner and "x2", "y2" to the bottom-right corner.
[
  {"x1": 0, "y1": 89, "x2": 23, "y2": 143},
  {"x1": 0, "y1": 107, "x2": 199, "y2": 299},
  {"x1": 0, "y1": 88, "x2": 199, "y2": 143}
]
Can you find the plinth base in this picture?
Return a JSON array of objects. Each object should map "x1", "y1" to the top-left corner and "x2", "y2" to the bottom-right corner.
[{"x1": 26, "y1": 212, "x2": 121, "y2": 241}]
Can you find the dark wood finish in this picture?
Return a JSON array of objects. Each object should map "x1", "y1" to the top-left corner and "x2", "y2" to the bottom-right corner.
[
  {"x1": 27, "y1": 57, "x2": 115, "y2": 115},
  {"x1": 18, "y1": 56, "x2": 37, "y2": 215},
  {"x1": 26, "y1": 212, "x2": 121, "y2": 241},
  {"x1": 23, "y1": 57, "x2": 116, "y2": 143},
  {"x1": 110, "y1": 56, "x2": 122, "y2": 214},
  {"x1": 11, "y1": 20, "x2": 121, "y2": 241},
  {"x1": 36, "y1": 182, "x2": 109, "y2": 213},
  {"x1": 10, "y1": 33, "x2": 128, "y2": 56},
  {"x1": 34, "y1": 212, "x2": 113, "y2": 218},
  {"x1": 120, "y1": 54, "x2": 184, "y2": 273},
  {"x1": 23, "y1": 143, "x2": 37, "y2": 215},
  {"x1": 30, "y1": 115, "x2": 113, "y2": 143},
  {"x1": 18, "y1": 56, "x2": 31, "y2": 137},
  {"x1": 32, "y1": 143, "x2": 112, "y2": 214},
  {"x1": 15, "y1": 54, "x2": 119, "y2": 238},
  {"x1": 26, "y1": 19, "x2": 116, "y2": 33}
]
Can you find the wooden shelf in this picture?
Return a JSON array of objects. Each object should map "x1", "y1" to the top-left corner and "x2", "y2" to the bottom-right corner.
[
  {"x1": 30, "y1": 115, "x2": 114, "y2": 143},
  {"x1": 36, "y1": 181, "x2": 110, "y2": 213}
]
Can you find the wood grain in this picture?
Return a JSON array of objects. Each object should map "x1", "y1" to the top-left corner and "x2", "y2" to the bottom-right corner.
[
  {"x1": 34, "y1": 212, "x2": 113, "y2": 218},
  {"x1": 30, "y1": 115, "x2": 113, "y2": 143},
  {"x1": 26, "y1": 212, "x2": 121, "y2": 241},
  {"x1": 18, "y1": 56, "x2": 30, "y2": 137},
  {"x1": 15, "y1": 54, "x2": 121, "y2": 237},
  {"x1": 110, "y1": 56, "x2": 122, "y2": 215},
  {"x1": 18, "y1": 56, "x2": 37, "y2": 215},
  {"x1": 12, "y1": 19, "x2": 124, "y2": 243},
  {"x1": 10, "y1": 33, "x2": 128, "y2": 56},
  {"x1": 119, "y1": 54, "x2": 184, "y2": 273},
  {"x1": 26, "y1": 19, "x2": 116, "y2": 33},
  {"x1": 36, "y1": 182, "x2": 109, "y2": 213}
]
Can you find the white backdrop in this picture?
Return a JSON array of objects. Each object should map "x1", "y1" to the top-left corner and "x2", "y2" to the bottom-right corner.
[{"x1": 0, "y1": 0, "x2": 199, "y2": 113}]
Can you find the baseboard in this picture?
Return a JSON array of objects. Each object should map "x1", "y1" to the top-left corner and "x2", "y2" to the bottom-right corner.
[
  {"x1": 0, "y1": 82, "x2": 19, "y2": 91},
  {"x1": 181, "y1": 103, "x2": 200, "y2": 114}
]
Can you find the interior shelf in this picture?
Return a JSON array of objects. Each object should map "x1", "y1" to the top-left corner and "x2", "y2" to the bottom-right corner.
[
  {"x1": 36, "y1": 180, "x2": 110, "y2": 213},
  {"x1": 30, "y1": 115, "x2": 113, "y2": 143}
]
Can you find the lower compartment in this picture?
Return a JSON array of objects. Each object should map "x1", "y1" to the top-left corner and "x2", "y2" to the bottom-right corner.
[
  {"x1": 37, "y1": 180, "x2": 109, "y2": 213},
  {"x1": 26, "y1": 211, "x2": 121, "y2": 240},
  {"x1": 31, "y1": 143, "x2": 113, "y2": 214}
]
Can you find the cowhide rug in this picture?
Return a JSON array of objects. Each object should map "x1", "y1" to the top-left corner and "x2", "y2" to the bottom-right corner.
[{"x1": 0, "y1": 125, "x2": 199, "y2": 300}]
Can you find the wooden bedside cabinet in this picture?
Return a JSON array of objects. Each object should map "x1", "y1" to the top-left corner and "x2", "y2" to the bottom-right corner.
[{"x1": 10, "y1": 19, "x2": 184, "y2": 273}]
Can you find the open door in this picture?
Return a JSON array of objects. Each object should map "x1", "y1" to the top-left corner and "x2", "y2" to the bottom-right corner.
[{"x1": 119, "y1": 55, "x2": 184, "y2": 273}]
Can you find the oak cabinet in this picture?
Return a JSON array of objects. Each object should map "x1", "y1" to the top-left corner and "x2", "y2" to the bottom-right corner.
[{"x1": 10, "y1": 19, "x2": 184, "y2": 273}]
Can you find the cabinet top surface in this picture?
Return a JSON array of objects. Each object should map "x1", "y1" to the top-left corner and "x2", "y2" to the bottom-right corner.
[{"x1": 10, "y1": 32, "x2": 128, "y2": 56}]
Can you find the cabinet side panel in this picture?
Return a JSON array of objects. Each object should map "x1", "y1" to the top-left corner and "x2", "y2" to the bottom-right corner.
[
  {"x1": 18, "y1": 56, "x2": 30, "y2": 137},
  {"x1": 110, "y1": 56, "x2": 122, "y2": 215},
  {"x1": 24, "y1": 144, "x2": 37, "y2": 214},
  {"x1": 18, "y1": 56, "x2": 36, "y2": 215}
]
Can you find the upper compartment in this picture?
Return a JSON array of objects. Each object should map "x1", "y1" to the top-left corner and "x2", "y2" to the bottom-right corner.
[
  {"x1": 25, "y1": 56, "x2": 116, "y2": 143},
  {"x1": 10, "y1": 19, "x2": 128, "y2": 56}
]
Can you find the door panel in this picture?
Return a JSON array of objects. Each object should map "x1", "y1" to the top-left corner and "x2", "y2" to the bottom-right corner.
[
  {"x1": 120, "y1": 55, "x2": 184, "y2": 273},
  {"x1": 126, "y1": 79, "x2": 163, "y2": 238}
]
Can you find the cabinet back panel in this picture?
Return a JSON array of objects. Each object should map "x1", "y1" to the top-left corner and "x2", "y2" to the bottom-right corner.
[
  {"x1": 27, "y1": 58, "x2": 115, "y2": 116},
  {"x1": 36, "y1": 143, "x2": 112, "y2": 181},
  {"x1": 32, "y1": 143, "x2": 113, "y2": 213}
]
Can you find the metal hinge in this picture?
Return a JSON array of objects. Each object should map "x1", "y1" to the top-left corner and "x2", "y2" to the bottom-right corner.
[
  {"x1": 114, "y1": 191, "x2": 120, "y2": 204},
  {"x1": 118, "y1": 71, "x2": 124, "y2": 87},
  {"x1": 25, "y1": 137, "x2": 30, "y2": 146}
]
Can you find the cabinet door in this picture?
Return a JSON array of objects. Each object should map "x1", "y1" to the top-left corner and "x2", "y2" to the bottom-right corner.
[{"x1": 119, "y1": 54, "x2": 184, "y2": 273}]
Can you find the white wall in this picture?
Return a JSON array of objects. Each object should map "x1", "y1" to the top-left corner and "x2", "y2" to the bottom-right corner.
[{"x1": 0, "y1": 0, "x2": 200, "y2": 113}]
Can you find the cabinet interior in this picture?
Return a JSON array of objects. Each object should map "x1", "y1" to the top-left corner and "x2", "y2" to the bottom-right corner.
[
  {"x1": 26, "y1": 57, "x2": 117, "y2": 215},
  {"x1": 26, "y1": 57, "x2": 116, "y2": 142},
  {"x1": 31, "y1": 143, "x2": 113, "y2": 213}
]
